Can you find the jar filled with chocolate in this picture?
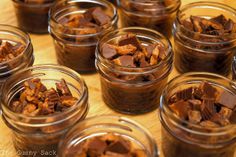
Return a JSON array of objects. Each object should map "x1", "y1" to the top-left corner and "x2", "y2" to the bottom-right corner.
[
  {"x1": 119, "y1": 0, "x2": 181, "y2": 38},
  {"x1": 49, "y1": 0, "x2": 118, "y2": 73},
  {"x1": 0, "y1": 24, "x2": 34, "y2": 91},
  {"x1": 58, "y1": 115, "x2": 159, "y2": 157},
  {"x1": 96, "y1": 27, "x2": 173, "y2": 114},
  {"x1": 173, "y1": 2, "x2": 236, "y2": 76},
  {"x1": 159, "y1": 72, "x2": 236, "y2": 157},
  {"x1": 12, "y1": 0, "x2": 55, "y2": 34},
  {"x1": 1, "y1": 64, "x2": 89, "y2": 157}
]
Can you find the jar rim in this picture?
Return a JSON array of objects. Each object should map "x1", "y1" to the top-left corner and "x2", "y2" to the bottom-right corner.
[
  {"x1": 1, "y1": 64, "x2": 88, "y2": 120},
  {"x1": 96, "y1": 27, "x2": 173, "y2": 74},
  {"x1": 160, "y1": 72, "x2": 236, "y2": 136},
  {"x1": 120, "y1": 0, "x2": 181, "y2": 15},
  {"x1": 49, "y1": 0, "x2": 118, "y2": 37},
  {"x1": 176, "y1": 1, "x2": 236, "y2": 41},
  {"x1": 0, "y1": 24, "x2": 31, "y2": 66},
  {"x1": 58, "y1": 115, "x2": 159, "y2": 157}
]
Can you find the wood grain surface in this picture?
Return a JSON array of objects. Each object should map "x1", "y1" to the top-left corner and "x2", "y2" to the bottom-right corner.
[{"x1": 0, "y1": 0, "x2": 235, "y2": 157}]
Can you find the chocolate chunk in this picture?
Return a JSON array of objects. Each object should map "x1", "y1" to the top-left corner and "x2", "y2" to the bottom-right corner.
[
  {"x1": 91, "y1": 7, "x2": 111, "y2": 26},
  {"x1": 176, "y1": 87, "x2": 193, "y2": 100},
  {"x1": 84, "y1": 7, "x2": 96, "y2": 22},
  {"x1": 139, "y1": 57, "x2": 149, "y2": 67},
  {"x1": 118, "y1": 34, "x2": 141, "y2": 50},
  {"x1": 150, "y1": 56, "x2": 157, "y2": 65},
  {"x1": 199, "y1": 82, "x2": 217, "y2": 98},
  {"x1": 151, "y1": 45, "x2": 160, "y2": 59},
  {"x1": 219, "y1": 107, "x2": 233, "y2": 119},
  {"x1": 22, "y1": 104, "x2": 37, "y2": 115},
  {"x1": 0, "y1": 41, "x2": 25, "y2": 63},
  {"x1": 168, "y1": 94, "x2": 178, "y2": 104},
  {"x1": 170, "y1": 100, "x2": 191, "y2": 120},
  {"x1": 200, "y1": 120, "x2": 220, "y2": 128},
  {"x1": 10, "y1": 101, "x2": 24, "y2": 113},
  {"x1": 87, "y1": 137, "x2": 107, "y2": 155},
  {"x1": 168, "y1": 81, "x2": 236, "y2": 128},
  {"x1": 56, "y1": 79, "x2": 72, "y2": 96},
  {"x1": 190, "y1": 16, "x2": 223, "y2": 33},
  {"x1": 216, "y1": 91, "x2": 236, "y2": 110},
  {"x1": 113, "y1": 55, "x2": 135, "y2": 67},
  {"x1": 193, "y1": 87, "x2": 204, "y2": 100},
  {"x1": 72, "y1": 133, "x2": 146, "y2": 157},
  {"x1": 188, "y1": 99, "x2": 202, "y2": 111},
  {"x1": 190, "y1": 16, "x2": 204, "y2": 32},
  {"x1": 144, "y1": 45, "x2": 155, "y2": 58},
  {"x1": 115, "y1": 44, "x2": 137, "y2": 55},
  {"x1": 102, "y1": 44, "x2": 117, "y2": 59},
  {"x1": 65, "y1": 15, "x2": 87, "y2": 28},
  {"x1": 211, "y1": 14, "x2": 227, "y2": 25},
  {"x1": 104, "y1": 151, "x2": 130, "y2": 157},
  {"x1": 211, "y1": 113, "x2": 230, "y2": 126},
  {"x1": 181, "y1": 20, "x2": 194, "y2": 31},
  {"x1": 157, "y1": 44, "x2": 167, "y2": 60},
  {"x1": 10, "y1": 78, "x2": 78, "y2": 116},
  {"x1": 45, "y1": 88, "x2": 60, "y2": 104},
  {"x1": 133, "y1": 51, "x2": 145, "y2": 62},
  {"x1": 201, "y1": 99, "x2": 216, "y2": 120},
  {"x1": 230, "y1": 112, "x2": 236, "y2": 123},
  {"x1": 188, "y1": 110, "x2": 202, "y2": 124},
  {"x1": 61, "y1": 96, "x2": 78, "y2": 107},
  {"x1": 224, "y1": 19, "x2": 236, "y2": 33},
  {"x1": 39, "y1": 101, "x2": 55, "y2": 115},
  {"x1": 106, "y1": 140, "x2": 130, "y2": 154}
]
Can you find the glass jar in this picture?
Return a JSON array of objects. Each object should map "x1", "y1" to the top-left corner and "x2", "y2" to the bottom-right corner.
[
  {"x1": 119, "y1": 0, "x2": 181, "y2": 38},
  {"x1": 109, "y1": 0, "x2": 119, "y2": 6},
  {"x1": 232, "y1": 56, "x2": 236, "y2": 80},
  {"x1": 49, "y1": 0, "x2": 118, "y2": 73},
  {"x1": 1, "y1": 64, "x2": 89, "y2": 157},
  {"x1": 0, "y1": 24, "x2": 34, "y2": 91},
  {"x1": 58, "y1": 115, "x2": 159, "y2": 157},
  {"x1": 96, "y1": 27, "x2": 173, "y2": 114},
  {"x1": 173, "y1": 2, "x2": 236, "y2": 76},
  {"x1": 12, "y1": 0, "x2": 55, "y2": 34},
  {"x1": 159, "y1": 72, "x2": 236, "y2": 157}
]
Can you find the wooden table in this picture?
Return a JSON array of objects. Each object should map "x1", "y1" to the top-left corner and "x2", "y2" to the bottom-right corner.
[{"x1": 0, "y1": 0, "x2": 235, "y2": 156}]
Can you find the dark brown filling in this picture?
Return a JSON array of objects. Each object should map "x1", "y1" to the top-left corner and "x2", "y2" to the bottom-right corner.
[
  {"x1": 168, "y1": 81, "x2": 236, "y2": 128},
  {"x1": 0, "y1": 40, "x2": 25, "y2": 63},
  {"x1": 68, "y1": 133, "x2": 146, "y2": 157},
  {"x1": 59, "y1": 7, "x2": 111, "y2": 35},
  {"x1": 10, "y1": 78, "x2": 78, "y2": 116}
]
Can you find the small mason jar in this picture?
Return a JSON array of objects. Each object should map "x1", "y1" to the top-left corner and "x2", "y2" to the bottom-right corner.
[
  {"x1": 173, "y1": 2, "x2": 236, "y2": 76},
  {"x1": 0, "y1": 24, "x2": 34, "y2": 91},
  {"x1": 49, "y1": 0, "x2": 118, "y2": 73},
  {"x1": 12, "y1": 0, "x2": 55, "y2": 34},
  {"x1": 119, "y1": 0, "x2": 181, "y2": 38},
  {"x1": 96, "y1": 27, "x2": 173, "y2": 114},
  {"x1": 1, "y1": 64, "x2": 89, "y2": 157},
  {"x1": 159, "y1": 72, "x2": 236, "y2": 157},
  {"x1": 58, "y1": 115, "x2": 159, "y2": 157}
]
